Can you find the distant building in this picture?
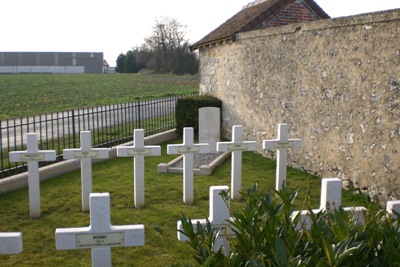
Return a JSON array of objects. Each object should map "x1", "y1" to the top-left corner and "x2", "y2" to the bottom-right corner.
[{"x1": 0, "y1": 52, "x2": 104, "y2": 74}]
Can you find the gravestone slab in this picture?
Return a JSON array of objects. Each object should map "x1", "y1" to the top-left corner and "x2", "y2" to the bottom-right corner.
[
  {"x1": 63, "y1": 131, "x2": 110, "y2": 211},
  {"x1": 117, "y1": 129, "x2": 161, "y2": 208},
  {"x1": 262, "y1": 124, "x2": 301, "y2": 190},
  {"x1": 167, "y1": 127, "x2": 209, "y2": 204},
  {"x1": 217, "y1": 125, "x2": 257, "y2": 200},
  {"x1": 177, "y1": 185, "x2": 233, "y2": 255},
  {"x1": 199, "y1": 107, "x2": 220, "y2": 153},
  {"x1": 56, "y1": 193, "x2": 145, "y2": 267},
  {"x1": 0, "y1": 232, "x2": 23, "y2": 254},
  {"x1": 9, "y1": 133, "x2": 56, "y2": 218}
]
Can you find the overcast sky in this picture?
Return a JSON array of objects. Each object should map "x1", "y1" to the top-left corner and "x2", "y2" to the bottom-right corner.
[{"x1": 1, "y1": 0, "x2": 400, "y2": 66}]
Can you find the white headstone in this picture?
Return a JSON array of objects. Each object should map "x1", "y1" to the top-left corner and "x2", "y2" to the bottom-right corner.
[
  {"x1": 177, "y1": 185, "x2": 233, "y2": 255},
  {"x1": 199, "y1": 107, "x2": 220, "y2": 153},
  {"x1": 0, "y1": 232, "x2": 23, "y2": 254},
  {"x1": 262, "y1": 124, "x2": 301, "y2": 190},
  {"x1": 217, "y1": 125, "x2": 257, "y2": 200},
  {"x1": 386, "y1": 200, "x2": 400, "y2": 219},
  {"x1": 167, "y1": 127, "x2": 209, "y2": 204},
  {"x1": 292, "y1": 178, "x2": 366, "y2": 230},
  {"x1": 117, "y1": 129, "x2": 161, "y2": 208},
  {"x1": 9, "y1": 133, "x2": 56, "y2": 218},
  {"x1": 63, "y1": 131, "x2": 110, "y2": 211},
  {"x1": 55, "y1": 193, "x2": 145, "y2": 267}
]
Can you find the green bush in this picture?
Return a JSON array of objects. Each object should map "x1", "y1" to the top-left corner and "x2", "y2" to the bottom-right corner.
[
  {"x1": 175, "y1": 94, "x2": 222, "y2": 136},
  {"x1": 176, "y1": 185, "x2": 400, "y2": 266}
]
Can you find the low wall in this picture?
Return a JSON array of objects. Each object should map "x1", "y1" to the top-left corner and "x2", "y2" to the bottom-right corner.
[
  {"x1": 199, "y1": 9, "x2": 400, "y2": 203},
  {"x1": 0, "y1": 130, "x2": 177, "y2": 194}
]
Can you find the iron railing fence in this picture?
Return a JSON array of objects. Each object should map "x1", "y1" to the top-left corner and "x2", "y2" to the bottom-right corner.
[{"x1": 0, "y1": 93, "x2": 197, "y2": 179}]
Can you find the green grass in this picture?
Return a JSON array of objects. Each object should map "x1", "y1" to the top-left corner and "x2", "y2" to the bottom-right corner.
[
  {"x1": 0, "y1": 140, "x2": 370, "y2": 266},
  {"x1": 0, "y1": 74, "x2": 199, "y2": 120}
]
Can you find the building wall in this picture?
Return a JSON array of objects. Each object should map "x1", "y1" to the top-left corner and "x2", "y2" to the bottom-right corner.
[
  {"x1": 199, "y1": 9, "x2": 400, "y2": 204},
  {"x1": 0, "y1": 52, "x2": 103, "y2": 73}
]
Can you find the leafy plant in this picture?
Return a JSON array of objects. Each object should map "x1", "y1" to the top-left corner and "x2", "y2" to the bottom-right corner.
[{"x1": 177, "y1": 185, "x2": 400, "y2": 266}]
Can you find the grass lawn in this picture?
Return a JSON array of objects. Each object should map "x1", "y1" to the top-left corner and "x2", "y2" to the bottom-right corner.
[
  {"x1": 0, "y1": 74, "x2": 198, "y2": 120},
  {"x1": 0, "y1": 139, "x2": 370, "y2": 266}
]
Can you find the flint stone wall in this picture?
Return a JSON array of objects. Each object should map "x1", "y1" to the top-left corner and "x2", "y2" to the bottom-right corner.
[{"x1": 199, "y1": 9, "x2": 400, "y2": 204}]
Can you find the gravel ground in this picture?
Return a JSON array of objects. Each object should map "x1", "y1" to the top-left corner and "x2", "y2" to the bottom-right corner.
[{"x1": 170, "y1": 153, "x2": 224, "y2": 168}]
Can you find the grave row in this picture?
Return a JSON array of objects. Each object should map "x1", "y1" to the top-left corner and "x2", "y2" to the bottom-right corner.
[
  {"x1": 3, "y1": 182, "x2": 400, "y2": 266},
  {"x1": 8, "y1": 123, "x2": 299, "y2": 218}
]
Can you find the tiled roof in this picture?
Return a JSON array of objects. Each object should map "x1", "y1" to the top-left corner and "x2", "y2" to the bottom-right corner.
[{"x1": 190, "y1": 0, "x2": 329, "y2": 51}]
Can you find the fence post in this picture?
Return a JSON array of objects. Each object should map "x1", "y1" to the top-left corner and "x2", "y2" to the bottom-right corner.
[{"x1": 71, "y1": 110, "x2": 77, "y2": 148}]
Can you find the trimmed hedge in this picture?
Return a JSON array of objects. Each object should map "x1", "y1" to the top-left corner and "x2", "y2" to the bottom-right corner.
[{"x1": 175, "y1": 94, "x2": 222, "y2": 136}]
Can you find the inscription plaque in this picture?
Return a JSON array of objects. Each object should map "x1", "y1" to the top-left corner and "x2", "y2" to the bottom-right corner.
[
  {"x1": 20, "y1": 153, "x2": 45, "y2": 161},
  {"x1": 273, "y1": 142, "x2": 293, "y2": 149},
  {"x1": 73, "y1": 151, "x2": 99, "y2": 159},
  {"x1": 227, "y1": 144, "x2": 249, "y2": 151},
  {"x1": 177, "y1": 146, "x2": 200, "y2": 153},
  {"x1": 76, "y1": 232, "x2": 124, "y2": 248},
  {"x1": 127, "y1": 148, "x2": 152, "y2": 156}
]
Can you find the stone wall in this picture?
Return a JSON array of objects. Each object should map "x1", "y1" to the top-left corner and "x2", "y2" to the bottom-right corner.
[{"x1": 199, "y1": 9, "x2": 400, "y2": 204}]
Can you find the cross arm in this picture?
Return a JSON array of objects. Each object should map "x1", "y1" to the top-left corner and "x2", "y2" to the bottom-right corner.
[{"x1": 9, "y1": 150, "x2": 56, "y2": 162}]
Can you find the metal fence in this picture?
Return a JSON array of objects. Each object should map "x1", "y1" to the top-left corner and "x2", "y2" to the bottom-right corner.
[{"x1": 0, "y1": 93, "x2": 197, "y2": 179}]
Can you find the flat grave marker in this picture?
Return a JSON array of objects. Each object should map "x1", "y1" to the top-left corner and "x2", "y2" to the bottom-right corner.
[
  {"x1": 262, "y1": 123, "x2": 301, "y2": 190},
  {"x1": 9, "y1": 133, "x2": 56, "y2": 218},
  {"x1": 217, "y1": 125, "x2": 257, "y2": 200},
  {"x1": 177, "y1": 185, "x2": 233, "y2": 255},
  {"x1": 199, "y1": 107, "x2": 220, "y2": 153},
  {"x1": 117, "y1": 129, "x2": 161, "y2": 208},
  {"x1": 63, "y1": 131, "x2": 110, "y2": 211},
  {"x1": 55, "y1": 193, "x2": 145, "y2": 267},
  {"x1": 167, "y1": 127, "x2": 209, "y2": 204},
  {"x1": 0, "y1": 232, "x2": 23, "y2": 254}
]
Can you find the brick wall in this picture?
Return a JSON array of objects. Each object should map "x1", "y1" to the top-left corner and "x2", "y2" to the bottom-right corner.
[{"x1": 198, "y1": 9, "x2": 400, "y2": 204}]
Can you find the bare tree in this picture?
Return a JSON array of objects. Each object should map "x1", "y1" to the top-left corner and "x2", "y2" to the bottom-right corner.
[{"x1": 144, "y1": 17, "x2": 190, "y2": 74}]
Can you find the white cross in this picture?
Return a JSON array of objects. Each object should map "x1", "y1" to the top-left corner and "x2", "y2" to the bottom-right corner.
[
  {"x1": 63, "y1": 131, "x2": 110, "y2": 211},
  {"x1": 9, "y1": 133, "x2": 56, "y2": 218},
  {"x1": 117, "y1": 129, "x2": 161, "y2": 208},
  {"x1": 177, "y1": 185, "x2": 233, "y2": 256},
  {"x1": 167, "y1": 127, "x2": 209, "y2": 204},
  {"x1": 262, "y1": 123, "x2": 301, "y2": 190},
  {"x1": 56, "y1": 193, "x2": 145, "y2": 267},
  {"x1": 292, "y1": 178, "x2": 366, "y2": 230},
  {"x1": 0, "y1": 232, "x2": 22, "y2": 254},
  {"x1": 217, "y1": 125, "x2": 257, "y2": 200}
]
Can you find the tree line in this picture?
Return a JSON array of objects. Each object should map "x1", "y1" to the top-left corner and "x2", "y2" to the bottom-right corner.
[{"x1": 115, "y1": 17, "x2": 199, "y2": 75}]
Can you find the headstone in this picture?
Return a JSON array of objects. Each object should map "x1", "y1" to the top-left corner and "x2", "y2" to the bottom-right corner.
[
  {"x1": 63, "y1": 131, "x2": 110, "y2": 211},
  {"x1": 9, "y1": 133, "x2": 56, "y2": 218},
  {"x1": 167, "y1": 127, "x2": 209, "y2": 204},
  {"x1": 199, "y1": 107, "x2": 220, "y2": 153},
  {"x1": 217, "y1": 125, "x2": 257, "y2": 200},
  {"x1": 0, "y1": 232, "x2": 23, "y2": 254},
  {"x1": 117, "y1": 129, "x2": 161, "y2": 208},
  {"x1": 386, "y1": 200, "x2": 400, "y2": 219},
  {"x1": 292, "y1": 178, "x2": 366, "y2": 230},
  {"x1": 177, "y1": 185, "x2": 233, "y2": 256},
  {"x1": 55, "y1": 193, "x2": 145, "y2": 267},
  {"x1": 262, "y1": 123, "x2": 301, "y2": 190}
]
